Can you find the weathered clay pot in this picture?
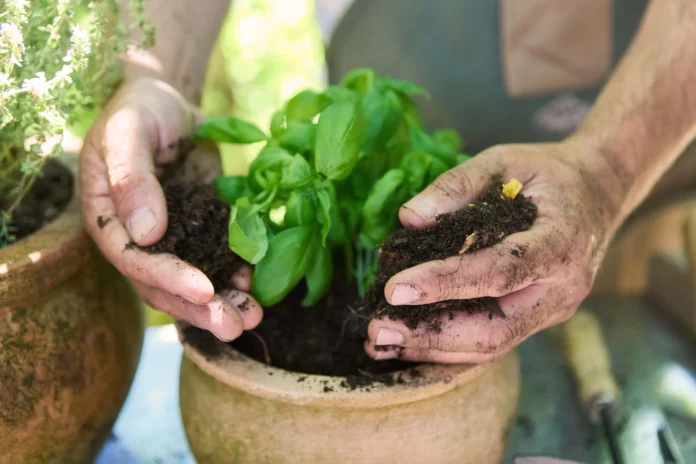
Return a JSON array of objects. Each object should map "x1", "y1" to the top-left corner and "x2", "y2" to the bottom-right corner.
[
  {"x1": 0, "y1": 154, "x2": 144, "y2": 464},
  {"x1": 178, "y1": 327, "x2": 520, "y2": 464}
]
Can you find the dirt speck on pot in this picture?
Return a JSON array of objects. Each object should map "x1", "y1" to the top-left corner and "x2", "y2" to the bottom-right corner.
[{"x1": 366, "y1": 176, "x2": 537, "y2": 331}]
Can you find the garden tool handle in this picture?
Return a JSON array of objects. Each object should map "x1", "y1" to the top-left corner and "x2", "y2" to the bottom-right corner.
[
  {"x1": 562, "y1": 309, "x2": 621, "y2": 424},
  {"x1": 684, "y1": 207, "x2": 696, "y2": 275}
]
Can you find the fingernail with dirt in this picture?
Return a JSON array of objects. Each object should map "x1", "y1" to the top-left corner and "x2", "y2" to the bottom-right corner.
[
  {"x1": 373, "y1": 348, "x2": 399, "y2": 360},
  {"x1": 403, "y1": 195, "x2": 438, "y2": 221},
  {"x1": 127, "y1": 206, "x2": 157, "y2": 242},
  {"x1": 390, "y1": 283, "x2": 421, "y2": 305},
  {"x1": 376, "y1": 328, "x2": 404, "y2": 346}
]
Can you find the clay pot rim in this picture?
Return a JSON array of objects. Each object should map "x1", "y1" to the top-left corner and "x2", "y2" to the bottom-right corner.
[
  {"x1": 0, "y1": 153, "x2": 89, "y2": 305},
  {"x1": 178, "y1": 322, "x2": 493, "y2": 409}
]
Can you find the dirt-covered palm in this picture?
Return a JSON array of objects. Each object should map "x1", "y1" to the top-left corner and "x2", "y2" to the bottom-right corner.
[
  {"x1": 365, "y1": 141, "x2": 620, "y2": 363},
  {"x1": 80, "y1": 77, "x2": 262, "y2": 341}
]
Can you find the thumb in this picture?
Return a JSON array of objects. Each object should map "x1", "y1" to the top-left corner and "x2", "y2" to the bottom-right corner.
[
  {"x1": 99, "y1": 105, "x2": 169, "y2": 246},
  {"x1": 399, "y1": 159, "x2": 495, "y2": 229}
]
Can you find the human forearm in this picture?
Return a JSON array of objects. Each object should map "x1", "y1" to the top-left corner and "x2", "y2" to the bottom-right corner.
[
  {"x1": 123, "y1": 0, "x2": 232, "y2": 104},
  {"x1": 571, "y1": 0, "x2": 696, "y2": 226}
]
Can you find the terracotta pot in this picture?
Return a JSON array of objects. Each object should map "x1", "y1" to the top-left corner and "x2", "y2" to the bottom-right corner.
[
  {"x1": 0, "y1": 154, "x2": 144, "y2": 464},
  {"x1": 178, "y1": 327, "x2": 520, "y2": 464}
]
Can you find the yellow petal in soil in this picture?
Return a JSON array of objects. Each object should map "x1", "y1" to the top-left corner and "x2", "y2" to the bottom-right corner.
[{"x1": 502, "y1": 178, "x2": 523, "y2": 200}]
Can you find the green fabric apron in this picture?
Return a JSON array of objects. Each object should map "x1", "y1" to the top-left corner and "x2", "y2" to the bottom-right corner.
[{"x1": 326, "y1": 0, "x2": 648, "y2": 154}]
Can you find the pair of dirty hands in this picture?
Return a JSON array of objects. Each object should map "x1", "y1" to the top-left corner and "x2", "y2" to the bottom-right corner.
[{"x1": 81, "y1": 78, "x2": 613, "y2": 364}]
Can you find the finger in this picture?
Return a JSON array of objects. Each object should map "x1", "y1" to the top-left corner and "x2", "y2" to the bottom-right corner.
[
  {"x1": 364, "y1": 343, "x2": 497, "y2": 364},
  {"x1": 384, "y1": 227, "x2": 552, "y2": 305},
  {"x1": 399, "y1": 157, "x2": 500, "y2": 229},
  {"x1": 135, "y1": 283, "x2": 244, "y2": 341},
  {"x1": 368, "y1": 283, "x2": 552, "y2": 355},
  {"x1": 81, "y1": 155, "x2": 214, "y2": 304},
  {"x1": 219, "y1": 289, "x2": 263, "y2": 330},
  {"x1": 100, "y1": 80, "x2": 198, "y2": 246},
  {"x1": 230, "y1": 266, "x2": 253, "y2": 293},
  {"x1": 100, "y1": 106, "x2": 168, "y2": 246}
]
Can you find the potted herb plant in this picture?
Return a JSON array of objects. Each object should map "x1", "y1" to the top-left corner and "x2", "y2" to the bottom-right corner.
[
  {"x1": 0, "y1": 2, "x2": 152, "y2": 462},
  {"x1": 153, "y1": 69, "x2": 534, "y2": 463}
]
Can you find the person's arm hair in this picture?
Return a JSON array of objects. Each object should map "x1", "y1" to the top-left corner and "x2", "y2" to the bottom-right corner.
[
  {"x1": 122, "y1": 0, "x2": 232, "y2": 104},
  {"x1": 571, "y1": 0, "x2": 696, "y2": 226}
]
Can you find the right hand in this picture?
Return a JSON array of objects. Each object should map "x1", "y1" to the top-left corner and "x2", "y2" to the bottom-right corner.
[{"x1": 80, "y1": 77, "x2": 263, "y2": 341}]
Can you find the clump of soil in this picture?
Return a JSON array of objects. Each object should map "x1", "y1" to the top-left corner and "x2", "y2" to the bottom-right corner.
[
  {"x1": 366, "y1": 176, "x2": 538, "y2": 331},
  {"x1": 142, "y1": 179, "x2": 244, "y2": 290},
  {"x1": 3, "y1": 160, "x2": 74, "y2": 244},
  {"x1": 231, "y1": 282, "x2": 414, "y2": 378}
]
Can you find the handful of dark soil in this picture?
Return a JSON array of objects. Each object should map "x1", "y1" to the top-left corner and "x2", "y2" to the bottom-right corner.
[
  {"x1": 142, "y1": 179, "x2": 244, "y2": 291},
  {"x1": 366, "y1": 176, "x2": 538, "y2": 331}
]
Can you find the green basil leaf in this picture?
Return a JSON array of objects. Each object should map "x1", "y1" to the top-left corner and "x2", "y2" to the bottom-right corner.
[
  {"x1": 301, "y1": 240, "x2": 333, "y2": 307},
  {"x1": 195, "y1": 116, "x2": 267, "y2": 144},
  {"x1": 433, "y1": 129, "x2": 463, "y2": 153},
  {"x1": 248, "y1": 146, "x2": 293, "y2": 192},
  {"x1": 361, "y1": 89, "x2": 402, "y2": 155},
  {"x1": 278, "y1": 121, "x2": 316, "y2": 154},
  {"x1": 400, "y1": 152, "x2": 431, "y2": 194},
  {"x1": 252, "y1": 225, "x2": 315, "y2": 306},
  {"x1": 324, "y1": 85, "x2": 359, "y2": 103},
  {"x1": 314, "y1": 182, "x2": 332, "y2": 247},
  {"x1": 315, "y1": 100, "x2": 364, "y2": 180},
  {"x1": 339, "y1": 68, "x2": 377, "y2": 95},
  {"x1": 285, "y1": 189, "x2": 316, "y2": 226},
  {"x1": 340, "y1": 198, "x2": 362, "y2": 237},
  {"x1": 379, "y1": 76, "x2": 431, "y2": 99},
  {"x1": 406, "y1": 116, "x2": 457, "y2": 166},
  {"x1": 228, "y1": 198, "x2": 268, "y2": 264},
  {"x1": 214, "y1": 175, "x2": 251, "y2": 205},
  {"x1": 270, "y1": 110, "x2": 286, "y2": 138},
  {"x1": 361, "y1": 169, "x2": 406, "y2": 245},
  {"x1": 285, "y1": 90, "x2": 331, "y2": 122},
  {"x1": 363, "y1": 169, "x2": 405, "y2": 218},
  {"x1": 281, "y1": 154, "x2": 313, "y2": 189},
  {"x1": 427, "y1": 157, "x2": 450, "y2": 184}
]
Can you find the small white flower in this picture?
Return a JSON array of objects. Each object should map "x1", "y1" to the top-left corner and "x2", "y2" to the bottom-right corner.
[
  {"x1": 0, "y1": 72, "x2": 11, "y2": 87},
  {"x1": 53, "y1": 65, "x2": 74, "y2": 85},
  {"x1": 22, "y1": 72, "x2": 52, "y2": 99},
  {"x1": 65, "y1": 26, "x2": 91, "y2": 68},
  {"x1": 0, "y1": 22, "x2": 25, "y2": 54}
]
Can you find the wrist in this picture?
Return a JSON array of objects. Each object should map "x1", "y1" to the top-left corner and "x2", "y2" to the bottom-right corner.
[{"x1": 559, "y1": 135, "x2": 630, "y2": 239}]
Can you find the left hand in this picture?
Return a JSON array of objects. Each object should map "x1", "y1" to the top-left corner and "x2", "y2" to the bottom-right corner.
[{"x1": 365, "y1": 141, "x2": 622, "y2": 363}]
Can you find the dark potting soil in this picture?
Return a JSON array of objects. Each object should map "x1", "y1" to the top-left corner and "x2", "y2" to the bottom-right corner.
[
  {"x1": 140, "y1": 179, "x2": 245, "y2": 291},
  {"x1": 366, "y1": 177, "x2": 538, "y2": 331},
  {"x1": 4, "y1": 160, "x2": 74, "y2": 244},
  {"x1": 151, "y1": 176, "x2": 536, "y2": 388},
  {"x1": 231, "y1": 282, "x2": 414, "y2": 378}
]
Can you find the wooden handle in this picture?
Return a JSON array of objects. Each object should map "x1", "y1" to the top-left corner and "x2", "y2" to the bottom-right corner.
[
  {"x1": 683, "y1": 208, "x2": 696, "y2": 275},
  {"x1": 562, "y1": 309, "x2": 620, "y2": 423}
]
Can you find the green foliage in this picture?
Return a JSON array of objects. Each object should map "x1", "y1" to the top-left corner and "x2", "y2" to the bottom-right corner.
[
  {"x1": 197, "y1": 69, "x2": 466, "y2": 306},
  {"x1": 0, "y1": 0, "x2": 153, "y2": 246}
]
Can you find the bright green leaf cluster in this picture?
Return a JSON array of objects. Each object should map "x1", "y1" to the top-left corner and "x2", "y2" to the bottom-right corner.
[{"x1": 195, "y1": 68, "x2": 470, "y2": 307}]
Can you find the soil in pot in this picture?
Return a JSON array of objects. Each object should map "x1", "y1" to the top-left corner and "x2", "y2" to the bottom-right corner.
[
  {"x1": 1, "y1": 160, "x2": 74, "y2": 246},
  {"x1": 140, "y1": 175, "x2": 536, "y2": 387}
]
